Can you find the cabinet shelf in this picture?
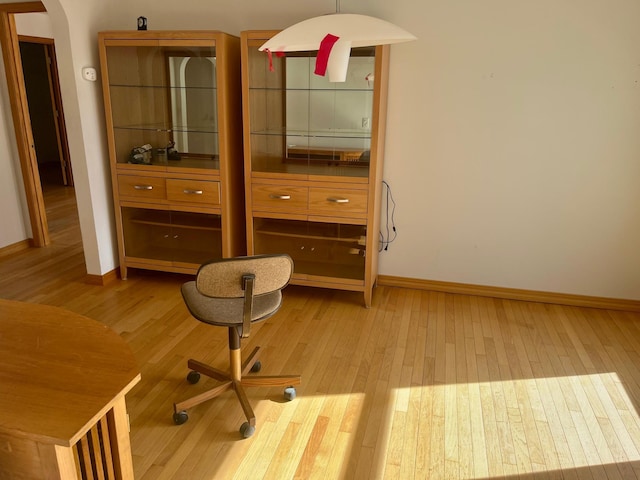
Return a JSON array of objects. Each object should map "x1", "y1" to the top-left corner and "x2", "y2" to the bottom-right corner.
[
  {"x1": 114, "y1": 124, "x2": 219, "y2": 134},
  {"x1": 250, "y1": 130, "x2": 371, "y2": 140},
  {"x1": 249, "y1": 86, "x2": 373, "y2": 93},
  {"x1": 253, "y1": 226, "x2": 366, "y2": 282},
  {"x1": 126, "y1": 244, "x2": 217, "y2": 265},
  {"x1": 117, "y1": 155, "x2": 219, "y2": 170},
  {"x1": 249, "y1": 162, "x2": 369, "y2": 178},
  {"x1": 130, "y1": 213, "x2": 222, "y2": 231},
  {"x1": 292, "y1": 261, "x2": 365, "y2": 281},
  {"x1": 110, "y1": 83, "x2": 218, "y2": 91},
  {"x1": 121, "y1": 207, "x2": 224, "y2": 270},
  {"x1": 255, "y1": 219, "x2": 365, "y2": 243}
]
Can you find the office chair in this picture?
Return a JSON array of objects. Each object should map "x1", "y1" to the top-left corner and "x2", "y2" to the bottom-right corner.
[{"x1": 173, "y1": 254, "x2": 301, "y2": 438}]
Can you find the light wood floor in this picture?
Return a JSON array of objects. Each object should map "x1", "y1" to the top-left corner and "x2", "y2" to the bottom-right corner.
[{"x1": 2, "y1": 184, "x2": 640, "y2": 479}]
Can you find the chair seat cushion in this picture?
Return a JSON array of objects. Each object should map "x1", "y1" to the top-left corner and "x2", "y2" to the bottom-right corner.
[{"x1": 181, "y1": 281, "x2": 282, "y2": 327}]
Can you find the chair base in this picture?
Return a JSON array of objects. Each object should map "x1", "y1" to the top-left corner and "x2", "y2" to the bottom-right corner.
[{"x1": 173, "y1": 344, "x2": 301, "y2": 431}]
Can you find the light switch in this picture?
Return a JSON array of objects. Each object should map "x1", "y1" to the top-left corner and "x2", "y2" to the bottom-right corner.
[{"x1": 82, "y1": 67, "x2": 97, "y2": 82}]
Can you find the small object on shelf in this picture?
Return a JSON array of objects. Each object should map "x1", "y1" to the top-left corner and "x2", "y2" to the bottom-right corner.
[
  {"x1": 128, "y1": 144, "x2": 152, "y2": 164},
  {"x1": 137, "y1": 16, "x2": 147, "y2": 31},
  {"x1": 155, "y1": 148, "x2": 167, "y2": 164},
  {"x1": 166, "y1": 141, "x2": 181, "y2": 161}
]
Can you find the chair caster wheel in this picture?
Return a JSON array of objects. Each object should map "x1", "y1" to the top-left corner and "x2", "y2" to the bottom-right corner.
[
  {"x1": 173, "y1": 411, "x2": 188, "y2": 425},
  {"x1": 187, "y1": 371, "x2": 200, "y2": 384},
  {"x1": 250, "y1": 361, "x2": 262, "y2": 373},
  {"x1": 284, "y1": 386, "x2": 296, "y2": 401},
  {"x1": 240, "y1": 422, "x2": 255, "y2": 438}
]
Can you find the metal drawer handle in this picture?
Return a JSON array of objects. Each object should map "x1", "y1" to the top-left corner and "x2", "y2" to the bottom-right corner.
[
  {"x1": 327, "y1": 197, "x2": 349, "y2": 203},
  {"x1": 183, "y1": 189, "x2": 204, "y2": 195},
  {"x1": 134, "y1": 185, "x2": 153, "y2": 190},
  {"x1": 269, "y1": 194, "x2": 291, "y2": 200}
]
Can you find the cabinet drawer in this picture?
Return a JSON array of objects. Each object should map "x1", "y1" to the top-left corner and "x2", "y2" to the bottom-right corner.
[
  {"x1": 309, "y1": 188, "x2": 368, "y2": 216},
  {"x1": 252, "y1": 184, "x2": 308, "y2": 213},
  {"x1": 118, "y1": 175, "x2": 166, "y2": 201},
  {"x1": 166, "y1": 179, "x2": 220, "y2": 205}
]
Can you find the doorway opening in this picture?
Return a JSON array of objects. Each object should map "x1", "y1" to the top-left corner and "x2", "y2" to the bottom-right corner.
[
  {"x1": 19, "y1": 36, "x2": 73, "y2": 189},
  {"x1": 0, "y1": 2, "x2": 78, "y2": 251}
]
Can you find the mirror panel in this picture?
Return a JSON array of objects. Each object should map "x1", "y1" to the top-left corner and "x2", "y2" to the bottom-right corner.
[{"x1": 247, "y1": 46, "x2": 375, "y2": 178}]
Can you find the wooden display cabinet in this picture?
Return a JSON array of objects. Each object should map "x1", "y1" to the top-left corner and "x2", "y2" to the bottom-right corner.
[
  {"x1": 240, "y1": 30, "x2": 389, "y2": 307},
  {"x1": 99, "y1": 31, "x2": 245, "y2": 278}
]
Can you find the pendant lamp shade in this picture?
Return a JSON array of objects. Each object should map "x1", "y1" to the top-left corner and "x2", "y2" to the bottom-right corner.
[{"x1": 259, "y1": 13, "x2": 416, "y2": 82}]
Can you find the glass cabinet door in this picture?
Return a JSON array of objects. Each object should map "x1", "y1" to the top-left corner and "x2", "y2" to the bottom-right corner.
[
  {"x1": 246, "y1": 41, "x2": 375, "y2": 178},
  {"x1": 104, "y1": 42, "x2": 220, "y2": 171},
  {"x1": 121, "y1": 207, "x2": 222, "y2": 266},
  {"x1": 252, "y1": 218, "x2": 367, "y2": 281}
]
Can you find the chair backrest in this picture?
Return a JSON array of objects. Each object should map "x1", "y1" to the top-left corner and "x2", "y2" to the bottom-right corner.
[{"x1": 195, "y1": 254, "x2": 293, "y2": 299}]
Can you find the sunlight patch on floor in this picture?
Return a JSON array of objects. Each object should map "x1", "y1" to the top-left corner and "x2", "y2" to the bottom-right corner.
[
  {"x1": 382, "y1": 372, "x2": 640, "y2": 478},
  {"x1": 226, "y1": 373, "x2": 640, "y2": 479}
]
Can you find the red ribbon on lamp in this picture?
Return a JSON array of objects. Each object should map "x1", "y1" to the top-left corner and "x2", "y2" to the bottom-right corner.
[
  {"x1": 314, "y1": 34, "x2": 340, "y2": 76},
  {"x1": 265, "y1": 49, "x2": 286, "y2": 72}
]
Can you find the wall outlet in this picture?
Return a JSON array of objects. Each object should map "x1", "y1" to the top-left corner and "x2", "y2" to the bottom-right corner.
[{"x1": 362, "y1": 117, "x2": 371, "y2": 129}]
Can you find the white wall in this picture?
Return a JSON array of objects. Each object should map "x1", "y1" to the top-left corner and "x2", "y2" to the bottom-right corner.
[
  {"x1": 2, "y1": 0, "x2": 639, "y2": 300},
  {"x1": 14, "y1": 11, "x2": 53, "y2": 37},
  {"x1": 369, "y1": 0, "x2": 640, "y2": 300},
  {"x1": 42, "y1": 0, "x2": 118, "y2": 275}
]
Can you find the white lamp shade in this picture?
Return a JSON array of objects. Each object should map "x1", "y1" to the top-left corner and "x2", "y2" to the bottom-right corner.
[
  {"x1": 260, "y1": 14, "x2": 416, "y2": 51},
  {"x1": 259, "y1": 13, "x2": 416, "y2": 82}
]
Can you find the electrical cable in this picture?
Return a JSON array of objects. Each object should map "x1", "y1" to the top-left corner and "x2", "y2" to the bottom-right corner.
[{"x1": 379, "y1": 180, "x2": 397, "y2": 252}]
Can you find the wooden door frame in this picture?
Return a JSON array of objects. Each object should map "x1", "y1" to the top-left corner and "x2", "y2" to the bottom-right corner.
[{"x1": 0, "y1": 1, "x2": 49, "y2": 246}]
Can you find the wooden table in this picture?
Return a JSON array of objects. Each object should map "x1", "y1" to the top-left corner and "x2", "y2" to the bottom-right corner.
[{"x1": 0, "y1": 299, "x2": 141, "y2": 479}]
